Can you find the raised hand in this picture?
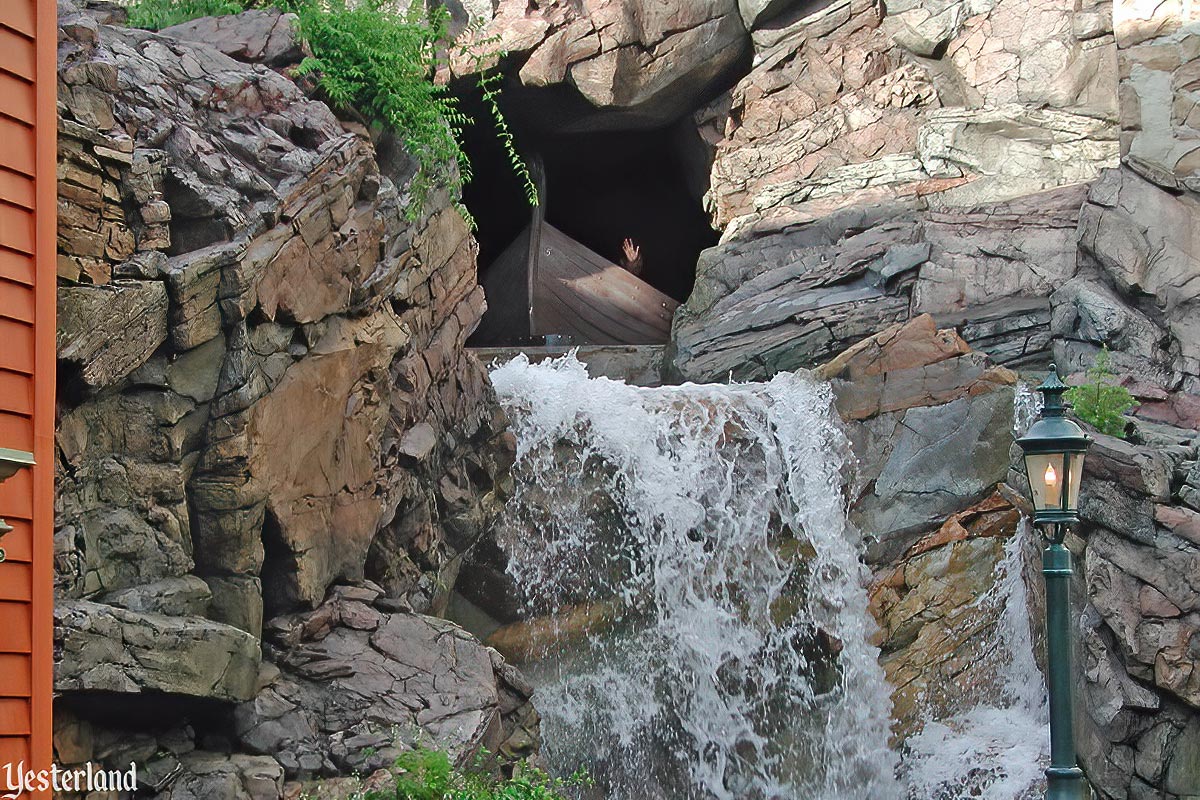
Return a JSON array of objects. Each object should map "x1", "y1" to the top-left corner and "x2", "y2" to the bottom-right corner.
[{"x1": 622, "y1": 238, "x2": 640, "y2": 264}]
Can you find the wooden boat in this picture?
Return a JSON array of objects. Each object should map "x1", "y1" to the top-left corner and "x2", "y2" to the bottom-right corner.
[{"x1": 472, "y1": 170, "x2": 679, "y2": 346}]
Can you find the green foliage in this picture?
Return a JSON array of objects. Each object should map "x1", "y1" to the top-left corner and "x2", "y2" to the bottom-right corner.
[
  {"x1": 363, "y1": 748, "x2": 589, "y2": 800},
  {"x1": 125, "y1": 0, "x2": 536, "y2": 222},
  {"x1": 127, "y1": 0, "x2": 247, "y2": 30},
  {"x1": 285, "y1": 0, "x2": 468, "y2": 219},
  {"x1": 1065, "y1": 347, "x2": 1136, "y2": 438},
  {"x1": 478, "y1": 68, "x2": 538, "y2": 208}
]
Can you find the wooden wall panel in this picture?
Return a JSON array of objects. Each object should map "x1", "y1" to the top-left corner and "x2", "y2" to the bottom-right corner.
[
  {"x1": 0, "y1": 412, "x2": 33, "y2": 452},
  {"x1": 0, "y1": 202, "x2": 35, "y2": 253},
  {"x1": 1, "y1": 3, "x2": 36, "y2": 37},
  {"x1": 0, "y1": 248, "x2": 34, "y2": 285},
  {"x1": 0, "y1": 603, "x2": 32, "y2": 653},
  {"x1": 0, "y1": 656, "x2": 30, "y2": 697},
  {"x1": 0, "y1": 519, "x2": 31, "y2": 563},
  {"x1": 0, "y1": 736, "x2": 30, "y2": 768},
  {"x1": 0, "y1": 1, "x2": 53, "y2": 787},
  {"x1": 0, "y1": 319, "x2": 34, "y2": 373},
  {"x1": 0, "y1": 699, "x2": 31, "y2": 736},
  {"x1": 0, "y1": 469, "x2": 33, "y2": 519},
  {"x1": 0, "y1": 170, "x2": 35, "y2": 210},
  {"x1": 0, "y1": 118, "x2": 35, "y2": 178},
  {"x1": 0, "y1": 28, "x2": 36, "y2": 81},
  {"x1": 0, "y1": 73, "x2": 35, "y2": 125},
  {"x1": 0, "y1": 563, "x2": 32, "y2": 602},
  {"x1": 0, "y1": 371, "x2": 33, "y2": 415},
  {"x1": 0, "y1": 279, "x2": 35, "y2": 323}
]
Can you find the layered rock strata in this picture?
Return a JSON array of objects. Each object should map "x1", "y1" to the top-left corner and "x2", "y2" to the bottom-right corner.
[{"x1": 53, "y1": 4, "x2": 530, "y2": 796}]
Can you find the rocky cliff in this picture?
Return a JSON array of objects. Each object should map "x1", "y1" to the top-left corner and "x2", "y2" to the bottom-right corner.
[
  {"x1": 456, "y1": 0, "x2": 1200, "y2": 796},
  {"x1": 47, "y1": 0, "x2": 1200, "y2": 796},
  {"x1": 661, "y1": 0, "x2": 1200, "y2": 795},
  {"x1": 52, "y1": 3, "x2": 535, "y2": 796}
]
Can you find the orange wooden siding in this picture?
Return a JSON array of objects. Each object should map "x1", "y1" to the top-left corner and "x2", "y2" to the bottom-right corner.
[{"x1": 0, "y1": 0, "x2": 55, "y2": 790}]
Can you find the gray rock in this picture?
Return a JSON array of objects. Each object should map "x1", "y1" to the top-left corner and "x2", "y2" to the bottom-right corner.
[
  {"x1": 56, "y1": 600, "x2": 261, "y2": 702},
  {"x1": 236, "y1": 599, "x2": 539, "y2": 779},
  {"x1": 1077, "y1": 168, "x2": 1200, "y2": 391},
  {"x1": 161, "y1": 9, "x2": 304, "y2": 67},
  {"x1": 158, "y1": 752, "x2": 284, "y2": 800},
  {"x1": 853, "y1": 387, "x2": 1016, "y2": 561},
  {"x1": 58, "y1": 282, "x2": 169, "y2": 391},
  {"x1": 100, "y1": 575, "x2": 213, "y2": 617},
  {"x1": 1166, "y1": 717, "x2": 1200, "y2": 795},
  {"x1": 456, "y1": 0, "x2": 751, "y2": 131},
  {"x1": 204, "y1": 575, "x2": 265, "y2": 639},
  {"x1": 671, "y1": 203, "x2": 922, "y2": 382},
  {"x1": 738, "y1": 0, "x2": 804, "y2": 29},
  {"x1": 881, "y1": 0, "x2": 966, "y2": 56}
]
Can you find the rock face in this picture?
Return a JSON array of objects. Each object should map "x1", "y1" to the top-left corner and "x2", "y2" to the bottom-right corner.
[
  {"x1": 1033, "y1": 425, "x2": 1200, "y2": 800},
  {"x1": 236, "y1": 585, "x2": 539, "y2": 779},
  {"x1": 817, "y1": 315, "x2": 1018, "y2": 563},
  {"x1": 451, "y1": 0, "x2": 753, "y2": 131},
  {"x1": 660, "y1": 1, "x2": 1200, "y2": 790},
  {"x1": 869, "y1": 492, "x2": 1025, "y2": 740},
  {"x1": 54, "y1": 4, "x2": 526, "y2": 796},
  {"x1": 670, "y1": 0, "x2": 1121, "y2": 381},
  {"x1": 56, "y1": 599, "x2": 261, "y2": 703}
]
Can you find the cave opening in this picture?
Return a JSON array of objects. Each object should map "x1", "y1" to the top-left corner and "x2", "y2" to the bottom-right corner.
[{"x1": 455, "y1": 83, "x2": 719, "y2": 346}]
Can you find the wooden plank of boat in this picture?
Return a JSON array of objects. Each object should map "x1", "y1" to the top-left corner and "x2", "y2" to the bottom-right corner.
[
  {"x1": 531, "y1": 223, "x2": 678, "y2": 344},
  {"x1": 473, "y1": 227, "x2": 533, "y2": 346}
]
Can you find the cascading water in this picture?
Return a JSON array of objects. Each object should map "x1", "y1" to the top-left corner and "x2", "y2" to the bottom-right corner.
[
  {"x1": 489, "y1": 355, "x2": 898, "y2": 799},
  {"x1": 897, "y1": 518, "x2": 1050, "y2": 799},
  {"x1": 486, "y1": 354, "x2": 1050, "y2": 800},
  {"x1": 893, "y1": 380, "x2": 1051, "y2": 799}
]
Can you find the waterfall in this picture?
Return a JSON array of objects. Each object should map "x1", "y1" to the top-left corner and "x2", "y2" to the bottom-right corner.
[
  {"x1": 897, "y1": 519, "x2": 1050, "y2": 799},
  {"x1": 897, "y1": 382, "x2": 1050, "y2": 798},
  {"x1": 486, "y1": 355, "x2": 1050, "y2": 799},
  {"x1": 488, "y1": 354, "x2": 899, "y2": 799}
]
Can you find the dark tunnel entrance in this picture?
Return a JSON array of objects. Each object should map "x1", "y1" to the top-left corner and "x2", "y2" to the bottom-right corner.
[{"x1": 456, "y1": 85, "x2": 719, "y2": 347}]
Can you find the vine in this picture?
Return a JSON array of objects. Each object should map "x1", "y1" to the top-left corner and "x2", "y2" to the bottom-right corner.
[{"x1": 126, "y1": 0, "x2": 537, "y2": 222}]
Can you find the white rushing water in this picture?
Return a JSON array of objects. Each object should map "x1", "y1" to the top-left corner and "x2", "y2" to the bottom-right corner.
[
  {"x1": 891, "y1": 380, "x2": 1050, "y2": 799},
  {"x1": 490, "y1": 355, "x2": 897, "y2": 799},
  {"x1": 487, "y1": 354, "x2": 1048, "y2": 799},
  {"x1": 897, "y1": 517, "x2": 1050, "y2": 799}
]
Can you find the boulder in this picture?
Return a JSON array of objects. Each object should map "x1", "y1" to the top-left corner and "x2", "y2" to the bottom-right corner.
[
  {"x1": 234, "y1": 591, "x2": 539, "y2": 778},
  {"x1": 157, "y1": 752, "x2": 285, "y2": 800},
  {"x1": 671, "y1": 202, "x2": 923, "y2": 382},
  {"x1": 816, "y1": 314, "x2": 1016, "y2": 420},
  {"x1": 57, "y1": 281, "x2": 169, "y2": 390},
  {"x1": 815, "y1": 317, "x2": 1017, "y2": 562},
  {"x1": 852, "y1": 386, "x2": 1016, "y2": 562},
  {"x1": 454, "y1": 0, "x2": 750, "y2": 130},
  {"x1": 869, "y1": 493, "x2": 1022, "y2": 740},
  {"x1": 160, "y1": 9, "x2": 305, "y2": 68},
  {"x1": 1113, "y1": 0, "x2": 1200, "y2": 192},
  {"x1": 55, "y1": 600, "x2": 261, "y2": 703},
  {"x1": 1076, "y1": 168, "x2": 1200, "y2": 392},
  {"x1": 99, "y1": 575, "x2": 213, "y2": 617}
]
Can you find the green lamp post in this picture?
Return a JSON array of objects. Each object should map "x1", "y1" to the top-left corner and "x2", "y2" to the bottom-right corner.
[{"x1": 1017, "y1": 366, "x2": 1092, "y2": 800}]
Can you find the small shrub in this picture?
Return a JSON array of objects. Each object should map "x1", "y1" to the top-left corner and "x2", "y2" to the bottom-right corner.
[
  {"x1": 1065, "y1": 347, "x2": 1136, "y2": 438},
  {"x1": 284, "y1": 0, "x2": 469, "y2": 219},
  {"x1": 365, "y1": 748, "x2": 589, "y2": 800}
]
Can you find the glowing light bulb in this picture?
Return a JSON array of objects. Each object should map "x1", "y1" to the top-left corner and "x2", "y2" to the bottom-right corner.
[{"x1": 1045, "y1": 463, "x2": 1058, "y2": 486}]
